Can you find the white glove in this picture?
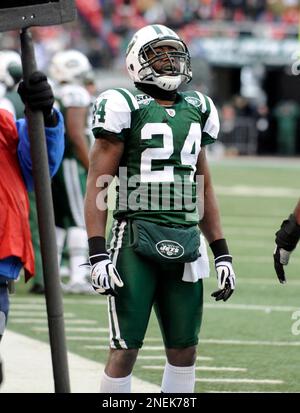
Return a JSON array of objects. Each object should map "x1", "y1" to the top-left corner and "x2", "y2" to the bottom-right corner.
[
  {"x1": 90, "y1": 254, "x2": 123, "y2": 296},
  {"x1": 211, "y1": 255, "x2": 236, "y2": 302}
]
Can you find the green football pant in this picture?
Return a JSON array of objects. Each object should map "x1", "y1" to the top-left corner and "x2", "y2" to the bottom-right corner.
[{"x1": 107, "y1": 220, "x2": 203, "y2": 349}]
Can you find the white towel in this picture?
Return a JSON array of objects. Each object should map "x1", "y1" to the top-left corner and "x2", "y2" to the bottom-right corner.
[{"x1": 182, "y1": 234, "x2": 210, "y2": 282}]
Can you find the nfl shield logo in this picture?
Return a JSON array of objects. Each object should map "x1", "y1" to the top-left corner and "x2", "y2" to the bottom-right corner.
[{"x1": 165, "y1": 108, "x2": 175, "y2": 117}]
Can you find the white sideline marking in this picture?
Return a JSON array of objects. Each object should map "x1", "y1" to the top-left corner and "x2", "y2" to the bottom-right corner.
[
  {"x1": 138, "y1": 356, "x2": 213, "y2": 361},
  {"x1": 215, "y1": 185, "x2": 298, "y2": 198},
  {"x1": 196, "y1": 378, "x2": 283, "y2": 384},
  {"x1": 200, "y1": 339, "x2": 300, "y2": 346},
  {"x1": 32, "y1": 327, "x2": 109, "y2": 333},
  {"x1": 204, "y1": 303, "x2": 300, "y2": 313},
  {"x1": 10, "y1": 319, "x2": 98, "y2": 325},
  {"x1": 142, "y1": 366, "x2": 247, "y2": 372},
  {"x1": 1, "y1": 330, "x2": 160, "y2": 393}
]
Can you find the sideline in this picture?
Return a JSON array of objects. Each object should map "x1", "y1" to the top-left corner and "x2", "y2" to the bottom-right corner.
[{"x1": 0, "y1": 330, "x2": 160, "y2": 393}]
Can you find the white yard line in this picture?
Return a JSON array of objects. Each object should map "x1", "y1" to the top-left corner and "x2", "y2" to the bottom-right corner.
[
  {"x1": 138, "y1": 356, "x2": 213, "y2": 361},
  {"x1": 9, "y1": 319, "x2": 98, "y2": 325},
  {"x1": 204, "y1": 303, "x2": 300, "y2": 312},
  {"x1": 10, "y1": 297, "x2": 106, "y2": 306},
  {"x1": 142, "y1": 366, "x2": 247, "y2": 372},
  {"x1": 85, "y1": 345, "x2": 166, "y2": 351},
  {"x1": 205, "y1": 390, "x2": 282, "y2": 393},
  {"x1": 67, "y1": 336, "x2": 162, "y2": 342},
  {"x1": 200, "y1": 339, "x2": 300, "y2": 346},
  {"x1": 0, "y1": 330, "x2": 160, "y2": 393},
  {"x1": 9, "y1": 311, "x2": 75, "y2": 318},
  {"x1": 215, "y1": 185, "x2": 298, "y2": 198},
  {"x1": 196, "y1": 378, "x2": 283, "y2": 384},
  {"x1": 32, "y1": 327, "x2": 109, "y2": 333}
]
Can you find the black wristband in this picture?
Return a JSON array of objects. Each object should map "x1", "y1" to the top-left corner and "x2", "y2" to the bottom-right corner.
[
  {"x1": 275, "y1": 214, "x2": 300, "y2": 251},
  {"x1": 209, "y1": 238, "x2": 230, "y2": 258},
  {"x1": 88, "y1": 236, "x2": 107, "y2": 257}
]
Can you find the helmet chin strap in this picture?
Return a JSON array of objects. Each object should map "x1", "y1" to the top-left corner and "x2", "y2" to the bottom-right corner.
[{"x1": 135, "y1": 82, "x2": 177, "y2": 101}]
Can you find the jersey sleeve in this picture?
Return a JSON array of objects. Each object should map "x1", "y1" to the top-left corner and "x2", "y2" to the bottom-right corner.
[
  {"x1": 92, "y1": 89, "x2": 134, "y2": 141},
  {"x1": 195, "y1": 92, "x2": 220, "y2": 146},
  {"x1": 60, "y1": 84, "x2": 90, "y2": 108},
  {"x1": 202, "y1": 96, "x2": 220, "y2": 145}
]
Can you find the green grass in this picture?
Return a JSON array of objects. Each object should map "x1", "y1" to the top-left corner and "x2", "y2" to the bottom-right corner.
[{"x1": 8, "y1": 156, "x2": 300, "y2": 393}]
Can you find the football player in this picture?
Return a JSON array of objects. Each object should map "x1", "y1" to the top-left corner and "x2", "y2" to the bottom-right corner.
[
  {"x1": 274, "y1": 199, "x2": 300, "y2": 283},
  {"x1": 49, "y1": 50, "x2": 95, "y2": 294},
  {"x1": 85, "y1": 24, "x2": 236, "y2": 393}
]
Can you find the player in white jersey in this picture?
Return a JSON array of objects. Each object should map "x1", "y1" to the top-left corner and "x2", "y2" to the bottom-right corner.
[{"x1": 49, "y1": 50, "x2": 95, "y2": 294}]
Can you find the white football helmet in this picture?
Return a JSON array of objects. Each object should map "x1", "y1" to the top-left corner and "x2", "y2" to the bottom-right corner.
[
  {"x1": 49, "y1": 50, "x2": 92, "y2": 84},
  {"x1": 126, "y1": 24, "x2": 192, "y2": 91},
  {"x1": 0, "y1": 50, "x2": 22, "y2": 88}
]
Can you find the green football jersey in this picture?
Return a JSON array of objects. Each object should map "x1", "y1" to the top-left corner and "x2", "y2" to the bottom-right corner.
[{"x1": 92, "y1": 88, "x2": 219, "y2": 226}]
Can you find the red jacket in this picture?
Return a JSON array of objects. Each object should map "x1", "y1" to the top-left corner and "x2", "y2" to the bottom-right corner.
[{"x1": 0, "y1": 109, "x2": 34, "y2": 280}]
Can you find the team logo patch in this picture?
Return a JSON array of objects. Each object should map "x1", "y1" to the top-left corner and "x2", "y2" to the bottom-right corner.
[
  {"x1": 166, "y1": 108, "x2": 176, "y2": 117},
  {"x1": 156, "y1": 240, "x2": 184, "y2": 259},
  {"x1": 185, "y1": 97, "x2": 201, "y2": 107},
  {"x1": 136, "y1": 94, "x2": 153, "y2": 106}
]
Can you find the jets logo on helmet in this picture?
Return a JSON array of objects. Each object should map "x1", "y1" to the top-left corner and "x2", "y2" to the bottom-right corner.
[
  {"x1": 126, "y1": 24, "x2": 192, "y2": 91},
  {"x1": 49, "y1": 50, "x2": 93, "y2": 85}
]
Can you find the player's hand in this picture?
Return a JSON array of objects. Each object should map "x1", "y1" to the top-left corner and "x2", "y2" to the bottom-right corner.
[
  {"x1": 90, "y1": 254, "x2": 123, "y2": 296},
  {"x1": 211, "y1": 255, "x2": 236, "y2": 302},
  {"x1": 17, "y1": 71, "x2": 57, "y2": 126},
  {"x1": 274, "y1": 214, "x2": 300, "y2": 284},
  {"x1": 273, "y1": 246, "x2": 291, "y2": 284}
]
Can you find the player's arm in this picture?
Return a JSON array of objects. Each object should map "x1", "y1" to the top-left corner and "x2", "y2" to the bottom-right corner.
[
  {"x1": 294, "y1": 200, "x2": 300, "y2": 224},
  {"x1": 196, "y1": 147, "x2": 235, "y2": 301},
  {"x1": 273, "y1": 199, "x2": 300, "y2": 284},
  {"x1": 85, "y1": 136, "x2": 124, "y2": 237},
  {"x1": 196, "y1": 147, "x2": 223, "y2": 243},
  {"x1": 84, "y1": 135, "x2": 124, "y2": 295},
  {"x1": 65, "y1": 106, "x2": 90, "y2": 171}
]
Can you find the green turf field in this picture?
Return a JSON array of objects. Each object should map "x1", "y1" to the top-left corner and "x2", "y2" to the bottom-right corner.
[{"x1": 8, "y1": 157, "x2": 300, "y2": 393}]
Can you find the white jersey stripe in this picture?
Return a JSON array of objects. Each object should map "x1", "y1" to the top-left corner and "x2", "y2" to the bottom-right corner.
[
  {"x1": 108, "y1": 220, "x2": 128, "y2": 349},
  {"x1": 118, "y1": 88, "x2": 139, "y2": 110}
]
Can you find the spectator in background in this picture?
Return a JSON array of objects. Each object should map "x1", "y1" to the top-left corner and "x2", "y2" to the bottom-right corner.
[
  {"x1": 256, "y1": 104, "x2": 271, "y2": 154},
  {"x1": 273, "y1": 100, "x2": 300, "y2": 155}
]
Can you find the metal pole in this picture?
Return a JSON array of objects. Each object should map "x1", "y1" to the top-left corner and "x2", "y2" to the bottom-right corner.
[{"x1": 20, "y1": 28, "x2": 70, "y2": 393}]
